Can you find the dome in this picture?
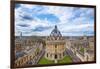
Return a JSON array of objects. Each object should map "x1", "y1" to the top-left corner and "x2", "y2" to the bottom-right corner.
[{"x1": 48, "y1": 25, "x2": 63, "y2": 40}]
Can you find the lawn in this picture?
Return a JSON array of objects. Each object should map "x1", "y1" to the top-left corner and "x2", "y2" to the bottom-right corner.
[
  {"x1": 58, "y1": 56, "x2": 72, "y2": 63},
  {"x1": 38, "y1": 57, "x2": 54, "y2": 64},
  {"x1": 38, "y1": 55, "x2": 72, "y2": 64},
  {"x1": 80, "y1": 48, "x2": 84, "y2": 53}
]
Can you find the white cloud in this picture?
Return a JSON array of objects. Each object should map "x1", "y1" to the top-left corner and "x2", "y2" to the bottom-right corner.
[{"x1": 15, "y1": 4, "x2": 94, "y2": 36}]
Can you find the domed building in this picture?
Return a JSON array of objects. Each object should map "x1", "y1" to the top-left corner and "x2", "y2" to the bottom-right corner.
[{"x1": 45, "y1": 25, "x2": 66, "y2": 63}]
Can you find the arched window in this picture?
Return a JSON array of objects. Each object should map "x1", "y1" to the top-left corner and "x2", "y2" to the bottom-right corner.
[
  {"x1": 55, "y1": 54, "x2": 57, "y2": 59},
  {"x1": 47, "y1": 53, "x2": 48, "y2": 57},
  {"x1": 55, "y1": 44, "x2": 57, "y2": 48}
]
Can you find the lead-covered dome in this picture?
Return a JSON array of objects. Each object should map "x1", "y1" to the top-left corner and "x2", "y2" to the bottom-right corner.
[{"x1": 47, "y1": 25, "x2": 63, "y2": 40}]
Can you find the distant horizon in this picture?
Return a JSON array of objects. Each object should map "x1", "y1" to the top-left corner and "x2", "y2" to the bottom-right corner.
[{"x1": 15, "y1": 4, "x2": 94, "y2": 36}]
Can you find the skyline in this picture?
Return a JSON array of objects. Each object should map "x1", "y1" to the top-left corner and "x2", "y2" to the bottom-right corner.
[{"x1": 15, "y1": 4, "x2": 95, "y2": 36}]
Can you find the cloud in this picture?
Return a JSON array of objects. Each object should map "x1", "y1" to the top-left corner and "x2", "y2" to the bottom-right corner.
[
  {"x1": 19, "y1": 15, "x2": 33, "y2": 21},
  {"x1": 31, "y1": 26, "x2": 52, "y2": 32},
  {"x1": 17, "y1": 24, "x2": 30, "y2": 27},
  {"x1": 15, "y1": 3, "x2": 94, "y2": 36}
]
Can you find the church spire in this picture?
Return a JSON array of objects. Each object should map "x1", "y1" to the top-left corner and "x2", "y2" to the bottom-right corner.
[{"x1": 20, "y1": 32, "x2": 22, "y2": 39}]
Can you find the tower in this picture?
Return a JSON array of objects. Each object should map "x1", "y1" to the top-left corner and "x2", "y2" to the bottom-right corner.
[
  {"x1": 20, "y1": 32, "x2": 22, "y2": 39},
  {"x1": 45, "y1": 25, "x2": 66, "y2": 63}
]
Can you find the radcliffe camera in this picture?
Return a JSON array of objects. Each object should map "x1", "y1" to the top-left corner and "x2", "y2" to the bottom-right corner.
[{"x1": 11, "y1": 1, "x2": 96, "y2": 68}]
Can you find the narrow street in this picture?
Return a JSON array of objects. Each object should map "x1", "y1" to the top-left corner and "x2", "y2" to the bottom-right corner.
[
  {"x1": 66, "y1": 49, "x2": 81, "y2": 62},
  {"x1": 27, "y1": 48, "x2": 45, "y2": 65}
]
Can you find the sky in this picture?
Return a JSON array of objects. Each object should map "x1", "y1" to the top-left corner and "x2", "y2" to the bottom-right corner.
[{"x1": 15, "y1": 3, "x2": 94, "y2": 36}]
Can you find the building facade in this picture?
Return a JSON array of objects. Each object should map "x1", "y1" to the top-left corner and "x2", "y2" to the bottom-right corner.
[
  {"x1": 15, "y1": 34, "x2": 44, "y2": 67},
  {"x1": 45, "y1": 25, "x2": 66, "y2": 63}
]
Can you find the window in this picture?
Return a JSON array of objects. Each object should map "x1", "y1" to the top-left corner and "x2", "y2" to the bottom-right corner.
[
  {"x1": 55, "y1": 45, "x2": 57, "y2": 48},
  {"x1": 47, "y1": 53, "x2": 48, "y2": 57},
  {"x1": 55, "y1": 54, "x2": 57, "y2": 59}
]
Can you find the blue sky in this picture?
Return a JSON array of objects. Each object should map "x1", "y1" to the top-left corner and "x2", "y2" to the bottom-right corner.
[{"x1": 15, "y1": 4, "x2": 94, "y2": 36}]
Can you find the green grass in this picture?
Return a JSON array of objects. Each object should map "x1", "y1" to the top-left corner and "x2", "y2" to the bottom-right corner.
[
  {"x1": 80, "y1": 48, "x2": 84, "y2": 53},
  {"x1": 58, "y1": 56, "x2": 72, "y2": 63},
  {"x1": 38, "y1": 57, "x2": 54, "y2": 64},
  {"x1": 38, "y1": 55, "x2": 72, "y2": 64}
]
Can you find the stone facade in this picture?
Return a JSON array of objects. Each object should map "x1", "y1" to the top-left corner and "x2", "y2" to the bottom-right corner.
[
  {"x1": 15, "y1": 36, "x2": 44, "y2": 67},
  {"x1": 45, "y1": 26, "x2": 66, "y2": 63},
  {"x1": 69, "y1": 36, "x2": 94, "y2": 62}
]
